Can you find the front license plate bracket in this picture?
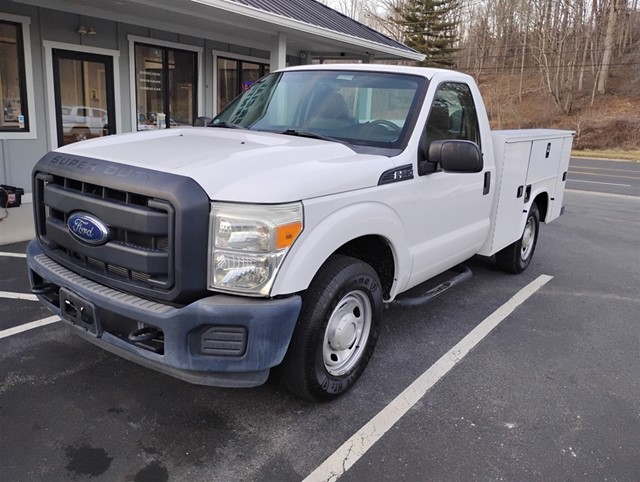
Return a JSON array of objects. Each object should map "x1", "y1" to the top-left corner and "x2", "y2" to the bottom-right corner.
[{"x1": 59, "y1": 287, "x2": 102, "y2": 337}]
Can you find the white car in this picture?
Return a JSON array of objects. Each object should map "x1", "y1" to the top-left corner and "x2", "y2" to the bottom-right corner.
[{"x1": 61, "y1": 106, "x2": 108, "y2": 142}]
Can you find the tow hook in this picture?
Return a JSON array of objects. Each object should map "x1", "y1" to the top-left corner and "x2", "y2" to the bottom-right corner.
[
  {"x1": 128, "y1": 327, "x2": 164, "y2": 354},
  {"x1": 31, "y1": 283, "x2": 56, "y2": 295}
]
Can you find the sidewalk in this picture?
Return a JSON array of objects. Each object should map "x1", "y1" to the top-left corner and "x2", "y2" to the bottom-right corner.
[{"x1": 0, "y1": 203, "x2": 35, "y2": 246}]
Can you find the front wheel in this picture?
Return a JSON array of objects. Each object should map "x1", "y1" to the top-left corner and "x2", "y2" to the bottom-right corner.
[
  {"x1": 278, "y1": 255, "x2": 382, "y2": 402},
  {"x1": 496, "y1": 203, "x2": 540, "y2": 274}
]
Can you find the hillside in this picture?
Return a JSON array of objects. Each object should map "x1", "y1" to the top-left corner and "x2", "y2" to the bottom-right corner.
[
  {"x1": 477, "y1": 66, "x2": 640, "y2": 153},
  {"x1": 453, "y1": 1, "x2": 640, "y2": 157}
]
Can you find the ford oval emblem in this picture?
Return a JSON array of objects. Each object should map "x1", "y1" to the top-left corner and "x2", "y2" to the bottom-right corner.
[{"x1": 67, "y1": 212, "x2": 110, "y2": 245}]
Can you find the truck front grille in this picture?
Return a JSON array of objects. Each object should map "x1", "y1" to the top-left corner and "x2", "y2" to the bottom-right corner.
[
  {"x1": 35, "y1": 172, "x2": 175, "y2": 293},
  {"x1": 32, "y1": 153, "x2": 211, "y2": 303}
]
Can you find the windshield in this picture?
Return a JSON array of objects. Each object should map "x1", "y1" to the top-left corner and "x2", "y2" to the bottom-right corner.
[{"x1": 210, "y1": 70, "x2": 427, "y2": 152}]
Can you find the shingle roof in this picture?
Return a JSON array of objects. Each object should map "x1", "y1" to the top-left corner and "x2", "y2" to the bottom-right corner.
[{"x1": 228, "y1": 0, "x2": 418, "y2": 54}]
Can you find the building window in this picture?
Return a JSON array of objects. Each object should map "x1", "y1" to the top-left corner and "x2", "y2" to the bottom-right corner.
[
  {"x1": 217, "y1": 56, "x2": 269, "y2": 112},
  {"x1": 0, "y1": 20, "x2": 28, "y2": 132},
  {"x1": 134, "y1": 43, "x2": 197, "y2": 130}
]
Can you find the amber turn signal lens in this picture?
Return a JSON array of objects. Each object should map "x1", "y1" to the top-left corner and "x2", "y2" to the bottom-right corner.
[{"x1": 275, "y1": 221, "x2": 302, "y2": 250}]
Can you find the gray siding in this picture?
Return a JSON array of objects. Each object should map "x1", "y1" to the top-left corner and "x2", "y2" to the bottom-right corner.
[{"x1": 1, "y1": 2, "x2": 47, "y2": 194}]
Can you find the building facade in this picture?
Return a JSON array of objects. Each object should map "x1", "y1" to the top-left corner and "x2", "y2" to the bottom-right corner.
[{"x1": 0, "y1": 0, "x2": 421, "y2": 202}]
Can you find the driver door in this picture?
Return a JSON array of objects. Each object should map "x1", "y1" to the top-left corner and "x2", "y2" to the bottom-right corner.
[{"x1": 406, "y1": 81, "x2": 492, "y2": 286}]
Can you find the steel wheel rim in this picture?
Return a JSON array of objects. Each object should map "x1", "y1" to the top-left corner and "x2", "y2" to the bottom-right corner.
[
  {"x1": 521, "y1": 217, "x2": 536, "y2": 260},
  {"x1": 323, "y1": 290, "x2": 372, "y2": 376}
]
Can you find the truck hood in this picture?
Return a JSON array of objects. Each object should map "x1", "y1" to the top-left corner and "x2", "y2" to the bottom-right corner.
[{"x1": 56, "y1": 128, "x2": 395, "y2": 203}]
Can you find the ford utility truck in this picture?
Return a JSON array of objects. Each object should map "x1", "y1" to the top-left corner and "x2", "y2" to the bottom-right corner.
[{"x1": 27, "y1": 64, "x2": 572, "y2": 401}]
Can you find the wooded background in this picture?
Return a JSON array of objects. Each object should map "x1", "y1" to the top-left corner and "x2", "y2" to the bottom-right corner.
[{"x1": 320, "y1": 0, "x2": 640, "y2": 151}]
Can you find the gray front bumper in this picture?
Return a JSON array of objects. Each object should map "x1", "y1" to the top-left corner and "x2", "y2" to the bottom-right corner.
[{"x1": 27, "y1": 240, "x2": 302, "y2": 387}]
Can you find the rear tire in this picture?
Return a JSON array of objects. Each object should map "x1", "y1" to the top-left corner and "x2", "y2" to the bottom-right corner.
[
  {"x1": 496, "y1": 203, "x2": 540, "y2": 274},
  {"x1": 279, "y1": 255, "x2": 382, "y2": 402}
]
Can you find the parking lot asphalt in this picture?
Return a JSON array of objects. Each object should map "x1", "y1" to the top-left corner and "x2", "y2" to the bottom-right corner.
[{"x1": 1, "y1": 167, "x2": 639, "y2": 481}]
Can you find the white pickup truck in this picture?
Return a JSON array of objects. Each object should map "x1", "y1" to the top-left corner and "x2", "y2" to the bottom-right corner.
[{"x1": 27, "y1": 64, "x2": 572, "y2": 401}]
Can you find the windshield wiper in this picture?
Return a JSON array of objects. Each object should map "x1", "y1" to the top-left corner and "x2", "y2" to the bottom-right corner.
[
  {"x1": 280, "y1": 129, "x2": 341, "y2": 143},
  {"x1": 208, "y1": 120, "x2": 246, "y2": 129}
]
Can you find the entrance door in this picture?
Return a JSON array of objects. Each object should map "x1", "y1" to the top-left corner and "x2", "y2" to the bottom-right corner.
[{"x1": 52, "y1": 49, "x2": 116, "y2": 147}]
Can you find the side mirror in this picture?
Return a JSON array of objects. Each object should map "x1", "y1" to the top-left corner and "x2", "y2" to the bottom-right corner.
[{"x1": 427, "y1": 140, "x2": 483, "y2": 173}]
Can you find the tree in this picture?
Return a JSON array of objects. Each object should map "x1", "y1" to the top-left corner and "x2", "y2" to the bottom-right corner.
[
  {"x1": 394, "y1": 0, "x2": 461, "y2": 67},
  {"x1": 598, "y1": 0, "x2": 622, "y2": 94}
]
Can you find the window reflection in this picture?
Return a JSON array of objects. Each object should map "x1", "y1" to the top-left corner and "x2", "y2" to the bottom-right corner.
[
  {"x1": 0, "y1": 21, "x2": 28, "y2": 131},
  {"x1": 135, "y1": 44, "x2": 197, "y2": 130},
  {"x1": 217, "y1": 57, "x2": 269, "y2": 113},
  {"x1": 58, "y1": 57, "x2": 111, "y2": 145},
  {"x1": 217, "y1": 58, "x2": 238, "y2": 112},
  {"x1": 135, "y1": 45, "x2": 164, "y2": 130}
]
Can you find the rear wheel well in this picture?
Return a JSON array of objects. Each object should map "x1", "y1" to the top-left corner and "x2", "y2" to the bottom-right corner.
[
  {"x1": 533, "y1": 193, "x2": 549, "y2": 222},
  {"x1": 334, "y1": 235, "x2": 395, "y2": 300}
]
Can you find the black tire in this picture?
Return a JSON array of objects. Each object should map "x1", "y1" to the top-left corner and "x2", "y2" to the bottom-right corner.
[
  {"x1": 496, "y1": 203, "x2": 540, "y2": 274},
  {"x1": 278, "y1": 255, "x2": 383, "y2": 402}
]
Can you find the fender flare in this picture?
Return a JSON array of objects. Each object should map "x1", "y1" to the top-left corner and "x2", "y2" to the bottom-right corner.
[{"x1": 270, "y1": 201, "x2": 411, "y2": 298}]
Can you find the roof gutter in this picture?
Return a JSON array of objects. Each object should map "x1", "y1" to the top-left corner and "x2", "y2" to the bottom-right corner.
[{"x1": 189, "y1": 0, "x2": 425, "y2": 61}]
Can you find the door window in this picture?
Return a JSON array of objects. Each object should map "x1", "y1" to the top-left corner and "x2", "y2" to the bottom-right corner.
[
  {"x1": 52, "y1": 49, "x2": 116, "y2": 146},
  {"x1": 425, "y1": 82, "x2": 480, "y2": 147}
]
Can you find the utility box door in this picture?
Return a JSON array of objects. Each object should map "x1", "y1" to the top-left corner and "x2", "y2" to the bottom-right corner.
[
  {"x1": 527, "y1": 139, "x2": 563, "y2": 184},
  {"x1": 488, "y1": 140, "x2": 531, "y2": 254},
  {"x1": 548, "y1": 135, "x2": 573, "y2": 221}
]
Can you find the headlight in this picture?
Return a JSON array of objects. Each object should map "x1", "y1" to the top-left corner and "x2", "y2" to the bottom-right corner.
[{"x1": 208, "y1": 202, "x2": 303, "y2": 295}]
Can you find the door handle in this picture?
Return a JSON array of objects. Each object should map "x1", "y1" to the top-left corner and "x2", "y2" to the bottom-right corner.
[{"x1": 483, "y1": 171, "x2": 491, "y2": 195}]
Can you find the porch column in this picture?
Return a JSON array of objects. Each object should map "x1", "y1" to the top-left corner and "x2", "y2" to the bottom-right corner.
[{"x1": 270, "y1": 32, "x2": 287, "y2": 71}]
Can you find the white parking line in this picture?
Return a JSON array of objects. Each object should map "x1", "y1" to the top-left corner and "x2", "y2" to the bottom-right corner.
[
  {"x1": 0, "y1": 315, "x2": 61, "y2": 340},
  {"x1": 567, "y1": 179, "x2": 631, "y2": 187},
  {"x1": 566, "y1": 189, "x2": 640, "y2": 201},
  {"x1": 304, "y1": 274, "x2": 553, "y2": 482},
  {"x1": 0, "y1": 291, "x2": 38, "y2": 301},
  {"x1": 0, "y1": 251, "x2": 27, "y2": 258}
]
